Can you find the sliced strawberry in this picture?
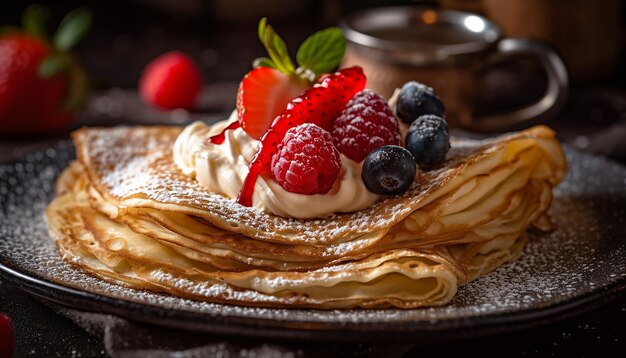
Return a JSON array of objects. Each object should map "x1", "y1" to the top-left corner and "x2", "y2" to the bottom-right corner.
[
  {"x1": 237, "y1": 67, "x2": 309, "y2": 139},
  {"x1": 237, "y1": 66, "x2": 366, "y2": 206}
]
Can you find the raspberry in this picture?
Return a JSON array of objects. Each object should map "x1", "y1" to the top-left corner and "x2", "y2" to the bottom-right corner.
[
  {"x1": 332, "y1": 90, "x2": 401, "y2": 162},
  {"x1": 139, "y1": 51, "x2": 202, "y2": 110},
  {"x1": 271, "y1": 123, "x2": 341, "y2": 195}
]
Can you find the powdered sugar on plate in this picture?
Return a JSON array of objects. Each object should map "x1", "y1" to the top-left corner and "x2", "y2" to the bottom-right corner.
[{"x1": 0, "y1": 141, "x2": 625, "y2": 329}]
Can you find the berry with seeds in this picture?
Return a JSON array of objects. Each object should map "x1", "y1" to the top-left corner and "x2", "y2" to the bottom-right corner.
[
  {"x1": 237, "y1": 66, "x2": 365, "y2": 206},
  {"x1": 362, "y1": 145, "x2": 416, "y2": 195},
  {"x1": 236, "y1": 67, "x2": 309, "y2": 139},
  {"x1": 332, "y1": 90, "x2": 401, "y2": 162},
  {"x1": 396, "y1": 81, "x2": 445, "y2": 124},
  {"x1": 271, "y1": 123, "x2": 340, "y2": 194},
  {"x1": 405, "y1": 114, "x2": 450, "y2": 169},
  {"x1": 232, "y1": 17, "x2": 347, "y2": 140},
  {"x1": 139, "y1": 51, "x2": 203, "y2": 110}
]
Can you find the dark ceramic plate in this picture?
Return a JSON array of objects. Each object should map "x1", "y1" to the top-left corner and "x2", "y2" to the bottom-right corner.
[{"x1": 1, "y1": 141, "x2": 625, "y2": 342}]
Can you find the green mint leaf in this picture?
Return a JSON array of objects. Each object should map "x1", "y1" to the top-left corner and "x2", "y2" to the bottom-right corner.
[
  {"x1": 258, "y1": 17, "x2": 294, "y2": 74},
  {"x1": 296, "y1": 27, "x2": 345, "y2": 76},
  {"x1": 38, "y1": 52, "x2": 70, "y2": 78},
  {"x1": 22, "y1": 5, "x2": 50, "y2": 38},
  {"x1": 252, "y1": 57, "x2": 276, "y2": 69},
  {"x1": 53, "y1": 7, "x2": 92, "y2": 51}
]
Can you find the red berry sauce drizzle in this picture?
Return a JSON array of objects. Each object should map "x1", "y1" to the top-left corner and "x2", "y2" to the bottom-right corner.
[
  {"x1": 207, "y1": 121, "x2": 241, "y2": 144},
  {"x1": 236, "y1": 66, "x2": 366, "y2": 206}
]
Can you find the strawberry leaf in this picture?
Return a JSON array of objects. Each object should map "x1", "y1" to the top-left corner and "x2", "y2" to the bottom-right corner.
[
  {"x1": 0, "y1": 26, "x2": 20, "y2": 36},
  {"x1": 61, "y1": 57, "x2": 89, "y2": 111},
  {"x1": 258, "y1": 18, "x2": 294, "y2": 74},
  {"x1": 252, "y1": 57, "x2": 276, "y2": 69},
  {"x1": 22, "y1": 5, "x2": 50, "y2": 38},
  {"x1": 296, "y1": 27, "x2": 345, "y2": 76},
  {"x1": 53, "y1": 7, "x2": 92, "y2": 51},
  {"x1": 38, "y1": 52, "x2": 70, "y2": 78}
]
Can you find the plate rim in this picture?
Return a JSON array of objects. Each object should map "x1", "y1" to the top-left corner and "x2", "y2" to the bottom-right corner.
[
  {"x1": 1, "y1": 258, "x2": 625, "y2": 342},
  {"x1": 1, "y1": 140, "x2": 626, "y2": 341}
]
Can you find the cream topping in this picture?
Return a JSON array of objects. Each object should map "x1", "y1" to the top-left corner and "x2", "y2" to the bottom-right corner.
[{"x1": 173, "y1": 112, "x2": 381, "y2": 218}]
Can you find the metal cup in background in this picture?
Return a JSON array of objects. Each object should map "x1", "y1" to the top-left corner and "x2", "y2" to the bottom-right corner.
[{"x1": 339, "y1": 6, "x2": 569, "y2": 132}]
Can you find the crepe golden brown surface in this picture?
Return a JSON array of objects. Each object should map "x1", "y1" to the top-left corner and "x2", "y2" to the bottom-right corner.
[{"x1": 45, "y1": 124, "x2": 567, "y2": 309}]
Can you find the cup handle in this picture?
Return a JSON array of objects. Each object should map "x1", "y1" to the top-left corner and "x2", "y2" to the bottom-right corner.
[{"x1": 468, "y1": 38, "x2": 569, "y2": 131}]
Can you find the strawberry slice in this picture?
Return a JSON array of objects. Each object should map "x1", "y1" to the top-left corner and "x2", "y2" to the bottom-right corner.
[{"x1": 237, "y1": 67, "x2": 309, "y2": 139}]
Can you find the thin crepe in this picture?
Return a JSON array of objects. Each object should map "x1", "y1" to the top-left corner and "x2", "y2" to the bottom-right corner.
[{"x1": 45, "y1": 124, "x2": 566, "y2": 308}]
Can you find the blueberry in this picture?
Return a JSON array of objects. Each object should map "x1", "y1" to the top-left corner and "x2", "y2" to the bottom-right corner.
[
  {"x1": 396, "y1": 81, "x2": 445, "y2": 124},
  {"x1": 405, "y1": 115, "x2": 450, "y2": 169},
  {"x1": 362, "y1": 145, "x2": 417, "y2": 195}
]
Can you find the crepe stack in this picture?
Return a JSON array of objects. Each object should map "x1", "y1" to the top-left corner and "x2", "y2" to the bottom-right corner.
[{"x1": 45, "y1": 125, "x2": 566, "y2": 309}]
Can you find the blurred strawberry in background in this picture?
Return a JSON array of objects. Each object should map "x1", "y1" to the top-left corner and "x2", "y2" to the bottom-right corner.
[
  {"x1": 0, "y1": 313, "x2": 13, "y2": 357},
  {"x1": 139, "y1": 51, "x2": 202, "y2": 111},
  {"x1": 0, "y1": 5, "x2": 91, "y2": 136}
]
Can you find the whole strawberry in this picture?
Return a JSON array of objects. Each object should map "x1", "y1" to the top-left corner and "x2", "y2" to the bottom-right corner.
[{"x1": 0, "y1": 6, "x2": 91, "y2": 136}]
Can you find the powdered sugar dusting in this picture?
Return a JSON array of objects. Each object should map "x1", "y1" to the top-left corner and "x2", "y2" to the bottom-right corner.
[
  {"x1": 1, "y1": 142, "x2": 625, "y2": 329},
  {"x1": 73, "y1": 126, "x2": 541, "y2": 246}
]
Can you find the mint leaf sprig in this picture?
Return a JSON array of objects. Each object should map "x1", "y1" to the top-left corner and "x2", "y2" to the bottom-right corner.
[
  {"x1": 253, "y1": 18, "x2": 346, "y2": 84},
  {"x1": 257, "y1": 18, "x2": 295, "y2": 74}
]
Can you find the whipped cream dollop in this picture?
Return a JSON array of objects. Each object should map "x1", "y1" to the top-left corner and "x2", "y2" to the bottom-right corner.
[{"x1": 173, "y1": 111, "x2": 381, "y2": 218}]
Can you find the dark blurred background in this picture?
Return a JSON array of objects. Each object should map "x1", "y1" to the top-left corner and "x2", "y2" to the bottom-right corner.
[
  {"x1": 0, "y1": 0, "x2": 625, "y2": 153},
  {"x1": 0, "y1": 1, "x2": 439, "y2": 130},
  {"x1": 0, "y1": 0, "x2": 422, "y2": 89},
  {"x1": 1, "y1": 0, "x2": 626, "y2": 164},
  {"x1": 1, "y1": 0, "x2": 624, "y2": 87}
]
